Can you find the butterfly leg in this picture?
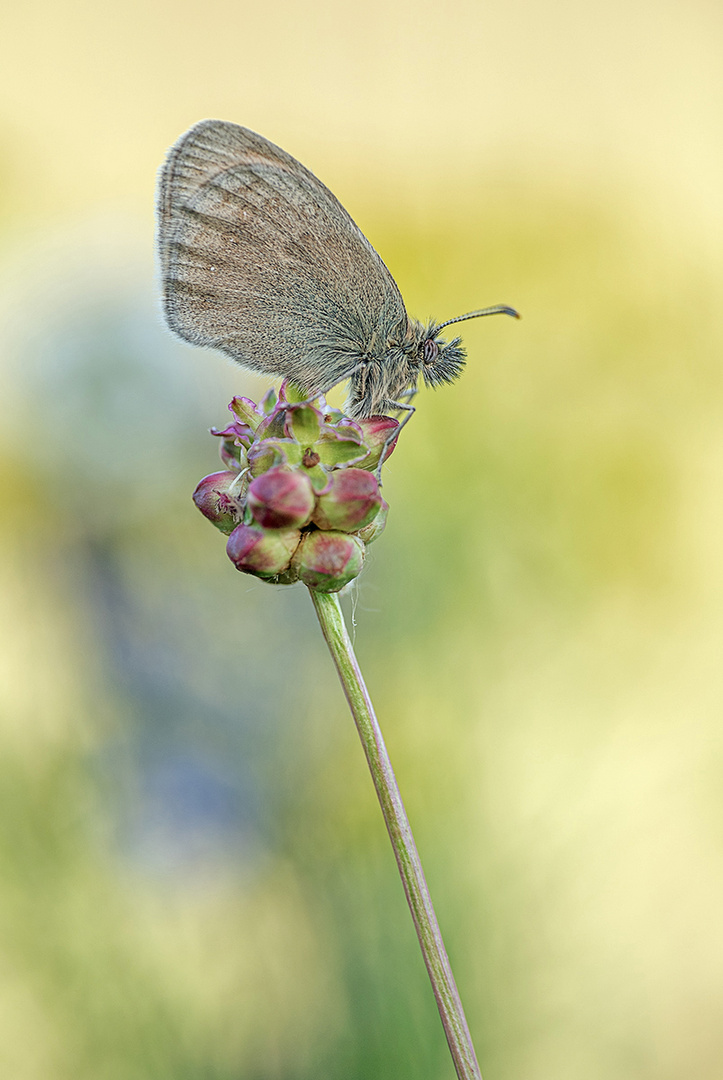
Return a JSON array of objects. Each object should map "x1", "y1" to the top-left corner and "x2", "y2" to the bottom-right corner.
[
  {"x1": 376, "y1": 400, "x2": 415, "y2": 483},
  {"x1": 313, "y1": 365, "x2": 367, "y2": 416},
  {"x1": 398, "y1": 384, "x2": 419, "y2": 405}
]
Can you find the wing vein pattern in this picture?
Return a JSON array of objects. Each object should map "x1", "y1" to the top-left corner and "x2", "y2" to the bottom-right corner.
[{"x1": 157, "y1": 120, "x2": 408, "y2": 394}]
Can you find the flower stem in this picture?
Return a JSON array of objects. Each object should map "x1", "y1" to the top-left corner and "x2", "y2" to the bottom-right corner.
[{"x1": 308, "y1": 588, "x2": 483, "y2": 1080}]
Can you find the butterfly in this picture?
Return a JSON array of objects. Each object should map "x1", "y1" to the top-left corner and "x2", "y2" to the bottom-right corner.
[{"x1": 157, "y1": 119, "x2": 518, "y2": 422}]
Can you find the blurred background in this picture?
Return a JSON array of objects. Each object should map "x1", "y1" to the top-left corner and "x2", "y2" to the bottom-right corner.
[{"x1": 1, "y1": 1, "x2": 722, "y2": 1077}]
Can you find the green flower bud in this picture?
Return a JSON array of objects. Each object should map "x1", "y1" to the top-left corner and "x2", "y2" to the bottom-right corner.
[{"x1": 197, "y1": 387, "x2": 400, "y2": 590}]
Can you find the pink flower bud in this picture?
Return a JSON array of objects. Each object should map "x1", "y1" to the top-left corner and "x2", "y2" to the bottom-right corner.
[
  {"x1": 356, "y1": 416, "x2": 400, "y2": 470},
  {"x1": 311, "y1": 469, "x2": 383, "y2": 532},
  {"x1": 248, "y1": 467, "x2": 315, "y2": 530},
  {"x1": 294, "y1": 530, "x2": 365, "y2": 593},
  {"x1": 192, "y1": 471, "x2": 242, "y2": 534},
  {"x1": 226, "y1": 524, "x2": 301, "y2": 578},
  {"x1": 355, "y1": 499, "x2": 389, "y2": 544}
]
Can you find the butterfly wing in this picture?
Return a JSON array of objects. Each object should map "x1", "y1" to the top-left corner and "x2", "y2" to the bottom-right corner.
[{"x1": 157, "y1": 120, "x2": 408, "y2": 394}]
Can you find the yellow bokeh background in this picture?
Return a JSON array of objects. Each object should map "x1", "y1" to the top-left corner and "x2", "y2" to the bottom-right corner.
[{"x1": 1, "y1": 2, "x2": 722, "y2": 1078}]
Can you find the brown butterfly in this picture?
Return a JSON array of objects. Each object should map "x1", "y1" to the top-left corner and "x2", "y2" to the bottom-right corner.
[{"x1": 157, "y1": 119, "x2": 518, "y2": 421}]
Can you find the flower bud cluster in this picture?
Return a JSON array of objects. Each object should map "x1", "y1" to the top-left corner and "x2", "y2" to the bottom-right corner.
[{"x1": 192, "y1": 382, "x2": 398, "y2": 593}]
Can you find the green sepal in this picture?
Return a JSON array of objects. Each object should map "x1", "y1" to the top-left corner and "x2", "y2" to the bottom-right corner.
[
  {"x1": 305, "y1": 464, "x2": 333, "y2": 493},
  {"x1": 283, "y1": 382, "x2": 309, "y2": 404},
  {"x1": 286, "y1": 404, "x2": 323, "y2": 447},
  {"x1": 229, "y1": 397, "x2": 262, "y2": 431},
  {"x1": 259, "y1": 387, "x2": 279, "y2": 415},
  {"x1": 247, "y1": 438, "x2": 302, "y2": 476},
  {"x1": 316, "y1": 431, "x2": 369, "y2": 468}
]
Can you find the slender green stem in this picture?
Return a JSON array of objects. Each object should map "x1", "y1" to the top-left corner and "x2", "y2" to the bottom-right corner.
[{"x1": 309, "y1": 588, "x2": 482, "y2": 1080}]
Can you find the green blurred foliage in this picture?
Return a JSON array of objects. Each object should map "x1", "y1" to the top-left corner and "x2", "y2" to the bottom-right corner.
[
  {"x1": 1, "y1": 2, "x2": 723, "y2": 1078},
  {"x1": 2, "y1": 193, "x2": 722, "y2": 1079}
]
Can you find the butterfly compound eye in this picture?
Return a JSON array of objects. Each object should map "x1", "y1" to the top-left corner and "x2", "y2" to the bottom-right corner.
[{"x1": 422, "y1": 338, "x2": 439, "y2": 365}]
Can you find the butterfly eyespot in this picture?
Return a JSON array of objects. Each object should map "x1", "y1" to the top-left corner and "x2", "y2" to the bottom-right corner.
[{"x1": 422, "y1": 338, "x2": 439, "y2": 365}]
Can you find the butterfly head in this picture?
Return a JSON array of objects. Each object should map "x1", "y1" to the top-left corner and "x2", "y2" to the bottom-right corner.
[
  {"x1": 417, "y1": 325, "x2": 467, "y2": 389},
  {"x1": 412, "y1": 305, "x2": 519, "y2": 391}
]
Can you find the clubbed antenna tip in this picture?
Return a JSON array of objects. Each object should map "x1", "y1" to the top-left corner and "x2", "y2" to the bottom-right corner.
[{"x1": 438, "y1": 305, "x2": 521, "y2": 330}]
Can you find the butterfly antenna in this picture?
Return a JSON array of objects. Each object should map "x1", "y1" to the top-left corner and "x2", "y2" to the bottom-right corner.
[{"x1": 437, "y1": 305, "x2": 520, "y2": 331}]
